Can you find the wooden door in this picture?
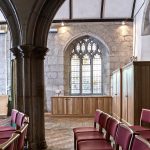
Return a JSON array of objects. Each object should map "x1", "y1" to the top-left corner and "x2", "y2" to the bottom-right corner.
[
  {"x1": 111, "y1": 73, "x2": 117, "y2": 118},
  {"x1": 127, "y1": 66, "x2": 134, "y2": 125},
  {"x1": 116, "y1": 70, "x2": 122, "y2": 120}
]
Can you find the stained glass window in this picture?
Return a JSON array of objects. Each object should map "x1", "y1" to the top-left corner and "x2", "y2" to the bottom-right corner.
[{"x1": 70, "y1": 37, "x2": 102, "y2": 95}]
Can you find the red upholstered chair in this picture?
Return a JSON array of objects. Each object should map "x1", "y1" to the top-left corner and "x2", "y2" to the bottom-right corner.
[
  {"x1": 137, "y1": 130, "x2": 150, "y2": 141},
  {"x1": 0, "y1": 111, "x2": 25, "y2": 132},
  {"x1": 16, "y1": 118, "x2": 29, "y2": 150},
  {"x1": 130, "y1": 109, "x2": 150, "y2": 132},
  {"x1": 78, "y1": 124, "x2": 133, "y2": 150},
  {"x1": 131, "y1": 135, "x2": 150, "y2": 150},
  {"x1": 0, "y1": 132, "x2": 20, "y2": 150},
  {"x1": 73, "y1": 109, "x2": 102, "y2": 149},
  {"x1": 75, "y1": 113, "x2": 111, "y2": 149}
]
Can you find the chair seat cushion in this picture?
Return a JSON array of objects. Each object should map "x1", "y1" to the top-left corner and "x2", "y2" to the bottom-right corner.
[
  {"x1": 129, "y1": 125, "x2": 150, "y2": 132},
  {"x1": 73, "y1": 127, "x2": 98, "y2": 134},
  {"x1": 138, "y1": 130, "x2": 150, "y2": 141},
  {"x1": 0, "y1": 126, "x2": 16, "y2": 132},
  {"x1": 0, "y1": 130, "x2": 14, "y2": 139},
  {"x1": 78, "y1": 140, "x2": 113, "y2": 150},
  {"x1": 76, "y1": 131, "x2": 104, "y2": 142}
]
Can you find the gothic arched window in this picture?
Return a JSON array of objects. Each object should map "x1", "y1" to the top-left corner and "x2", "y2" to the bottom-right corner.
[{"x1": 70, "y1": 37, "x2": 102, "y2": 95}]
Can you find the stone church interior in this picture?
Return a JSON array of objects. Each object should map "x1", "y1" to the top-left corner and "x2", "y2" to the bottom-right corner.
[{"x1": 0, "y1": 0, "x2": 150, "y2": 149}]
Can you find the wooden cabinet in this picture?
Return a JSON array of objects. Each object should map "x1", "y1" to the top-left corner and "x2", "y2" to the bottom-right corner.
[
  {"x1": 51, "y1": 96, "x2": 112, "y2": 116},
  {"x1": 122, "y1": 62, "x2": 150, "y2": 125},
  {"x1": 111, "y1": 69, "x2": 122, "y2": 120}
]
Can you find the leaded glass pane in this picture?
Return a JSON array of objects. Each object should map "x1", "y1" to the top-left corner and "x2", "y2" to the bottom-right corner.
[
  {"x1": 76, "y1": 43, "x2": 80, "y2": 52},
  {"x1": 82, "y1": 54, "x2": 91, "y2": 94},
  {"x1": 71, "y1": 54, "x2": 80, "y2": 94},
  {"x1": 93, "y1": 54, "x2": 101, "y2": 94},
  {"x1": 87, "y1": 43, "x2": 92, "y2": 52},
  {"x1": 92, "y1": 43, "x2": 97, "y2": 51},
  {"x1": 81, "y1": 43, "x2": 85, "y2": 52}
]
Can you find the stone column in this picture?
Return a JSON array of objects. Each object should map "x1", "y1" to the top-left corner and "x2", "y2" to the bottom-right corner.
[
  {"x1": 20, "y1": 45, "x2": 48, "y2": 150},
  {"x1": 10, "y1": 47, "x2": 24, "y2": 112}
]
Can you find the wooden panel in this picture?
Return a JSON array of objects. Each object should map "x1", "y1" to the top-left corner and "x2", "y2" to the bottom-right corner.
[{"x1": 0, "y1": 95, "x2": 8, "y2": 116}]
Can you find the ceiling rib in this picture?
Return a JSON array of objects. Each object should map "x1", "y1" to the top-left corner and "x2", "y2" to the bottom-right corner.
[
  {"x1": 100, "y1": 0, "x2": 105, "y2": 18},
  {"x1": 131, "y1": 0, "x2": 137, "y2": 18},
  {"x1": 53, "y1": 18, "x2": 133, "y2": 23}
]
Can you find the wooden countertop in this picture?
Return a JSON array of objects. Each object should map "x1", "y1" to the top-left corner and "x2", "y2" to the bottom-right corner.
[{"x1": 52, "y1": 95, "x2": 112, "y2": 98}]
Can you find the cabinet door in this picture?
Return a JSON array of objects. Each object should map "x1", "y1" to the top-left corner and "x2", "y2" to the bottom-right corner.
[
  {"x1": 68, "y1": 97, "x2": 83, "y2": 115},
  {"x1": 52, "y1": 97, "x2": 65, "y2": 115},
  {"x1": 83, "y1": 97, "x2": 97, "y2": 116},
  {"x1": 122, "y1": 69, "x2": 128, "y2": 123}
]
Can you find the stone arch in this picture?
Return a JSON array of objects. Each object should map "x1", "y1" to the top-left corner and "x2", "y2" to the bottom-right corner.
[
  {"x1": 64, "y1": 34, "x2": 110, "y2": 95},
  {"x1": 33, "y1": 0, "x2": 65, "y2": 47},
  {"x1": 0, "y1": 0, "x2": 21, "y2": 47},
  {"x1": 142, "y1": 0, "x2": 150, "y2": 35}
]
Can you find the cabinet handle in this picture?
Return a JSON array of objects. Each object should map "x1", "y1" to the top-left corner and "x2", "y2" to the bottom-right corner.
[{"x1": 115, "y1": 94, "x2": 117, "y2": 95}]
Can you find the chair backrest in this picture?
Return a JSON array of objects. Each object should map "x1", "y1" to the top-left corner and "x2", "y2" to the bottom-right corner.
[
  {"x1": 131, "y1": 135, "x2": 150, "y2": 150},
  {"x1": 105, "y1": 117, "x2": 120, "y2": 141},
  {"x1": 16, "y1": 122, "x2": 29, "y2": 150},
  {"x1": 94, "y1": 109, "x2": 102, "y2": 128},
  {"x1": 140, "y1": 109, "x2": 150, "y2": 125},
  {"x1": 15, "y1": 112, "x2": 25, "y2": 128},
  {"x1": 99, "y1": 112, "x2": 110, "y2": 132},
  {"x1": 10, "y1": 109, "x2": 18, "y2": 125},
  {"x1": 0, "y1": 133, "x2": 20, "y2": 150},
  {"x1": 115, "y1": 124, "x2": 133, "y2": 150}
]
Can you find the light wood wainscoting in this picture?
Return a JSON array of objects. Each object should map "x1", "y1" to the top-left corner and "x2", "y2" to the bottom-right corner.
[
  {"x1": 0, "y1": 95, "x2": 8, "y2": 116},
  {"x1": 51, "y1": 96, "x2": 112, "y2": 116}
]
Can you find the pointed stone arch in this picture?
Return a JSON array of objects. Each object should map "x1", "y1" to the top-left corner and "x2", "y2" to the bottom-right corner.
[
  {"x1": 142, "y1": 0, "x2": 150, "y2": 35},
  {"x1": 0, "y1": 0, "x2": 21, "y2": 47},
  {"x1": 64, "y1": 34, "x2": 110, "y2": 96}
]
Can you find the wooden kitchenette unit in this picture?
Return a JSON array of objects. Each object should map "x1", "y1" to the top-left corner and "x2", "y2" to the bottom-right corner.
[{"x1": 51, "y1": 96, "x2": 112, "y2": 116}]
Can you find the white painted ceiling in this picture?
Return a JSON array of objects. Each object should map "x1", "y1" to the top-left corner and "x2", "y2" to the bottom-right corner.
[{"x1": 54, "y1": 0, "x2": 142, "y2": 20}]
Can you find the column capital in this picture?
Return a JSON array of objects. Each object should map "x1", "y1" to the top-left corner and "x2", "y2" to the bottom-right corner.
[
  {"x1": 19, "y1": 45, "x2": 35, "y2": 58},
  {"x1": 10, "y1": 47, "x2": 22, "y2": 58},
  {"x1": 32, "y1": 47, "x2": 49, "y2": 59},
  {"x1": 18, "y1": 45, "x2": 49, "y2": 59}
]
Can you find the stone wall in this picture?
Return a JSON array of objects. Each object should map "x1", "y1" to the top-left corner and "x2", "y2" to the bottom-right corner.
[
  {"x1": 45, "y1": 22, "x2": 133, "y2": 112},
  {"x1": 0, "y1": 31, "x2": 11, "y2": 95}
]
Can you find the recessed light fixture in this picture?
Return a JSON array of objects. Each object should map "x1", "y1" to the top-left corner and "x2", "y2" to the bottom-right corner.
[
  {"x1": 61, "y1": 22, "x2": 65, "y2": 27},
  {"x1": 122, "y1": 21, "x2": 125, "y2": 25}
]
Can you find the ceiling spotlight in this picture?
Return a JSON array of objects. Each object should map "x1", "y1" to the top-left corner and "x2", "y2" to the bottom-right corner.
[
  {"x1": 122, "y1": 21, "x2": 125, "y2": 25},
  {"x1": 61, "y1": 22, "x2": 65, "y2": 26}
]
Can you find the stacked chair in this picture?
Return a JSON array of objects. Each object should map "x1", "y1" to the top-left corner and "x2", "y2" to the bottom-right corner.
[
  {"x1": 0, "y1": 109, "x2": 29, "y2": 150},
  {"x1": 73, "y1": 108, "x2": 150, "y2": 150}
]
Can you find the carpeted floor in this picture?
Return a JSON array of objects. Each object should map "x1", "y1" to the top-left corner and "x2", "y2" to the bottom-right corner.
[{"x1": 45, "y1": 114, "x2": 93, "y2": 150}]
